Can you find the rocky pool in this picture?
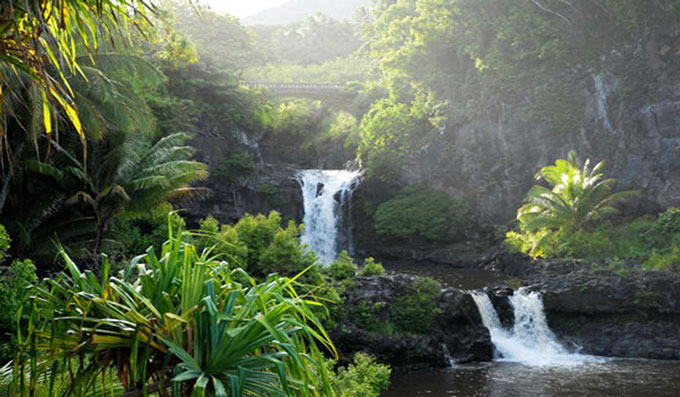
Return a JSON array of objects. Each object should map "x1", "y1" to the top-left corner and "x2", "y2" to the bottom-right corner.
[{"x1": 385, "y1": 359, "x2": 680, "y2": 396}]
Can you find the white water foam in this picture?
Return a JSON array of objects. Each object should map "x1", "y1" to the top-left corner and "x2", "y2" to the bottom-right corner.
[
  {"x1": 297, "y1": 169, "x2": 360, "y2": 264},
  {"x1": 472, "y1": 288, "x2": 602, "y2": 367}
]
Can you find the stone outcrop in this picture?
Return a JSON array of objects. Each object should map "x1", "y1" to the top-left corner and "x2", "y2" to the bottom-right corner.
[
  {"x1": 331, "y1": 274, "x2": 493, "y2": 368},
  {"x1": 526, "y1": 264, "x2": 680, "y2": 360}
]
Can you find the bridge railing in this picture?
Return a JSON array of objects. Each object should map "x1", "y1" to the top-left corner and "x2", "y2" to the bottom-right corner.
[{"x1": 240, "y1": 82, "x2": 345, "y2": 91}]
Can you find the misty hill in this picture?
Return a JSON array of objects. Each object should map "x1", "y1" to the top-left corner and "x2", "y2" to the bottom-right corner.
[{"x1": 243, "y1": 0, "x2": 369, "y2": 25}]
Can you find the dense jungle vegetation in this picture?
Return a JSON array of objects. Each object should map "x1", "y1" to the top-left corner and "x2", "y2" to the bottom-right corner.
[{"x1": 1, "y1": 0, "x2": 680, "y2": 395}]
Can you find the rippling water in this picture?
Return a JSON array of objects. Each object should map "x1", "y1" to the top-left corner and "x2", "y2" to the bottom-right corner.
[{"x1": 384, "y1": 360, "x2": 680, "y2": 397}]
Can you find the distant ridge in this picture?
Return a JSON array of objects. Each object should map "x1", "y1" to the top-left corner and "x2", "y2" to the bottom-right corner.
[{"x1": 243, "y1": 0, "x2": 369, "y2": 25}]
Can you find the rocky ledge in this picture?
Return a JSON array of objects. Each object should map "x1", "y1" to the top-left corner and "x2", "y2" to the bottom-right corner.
[
  {"x1": 529, "y1": 263, "x2": 680, "y2": 360},
  {"x1": 484, "y1": 252, "x2": 680, "y2": 360},
  {"x1": 331, "y1": 274, "x2": 492, "y2": 368}
]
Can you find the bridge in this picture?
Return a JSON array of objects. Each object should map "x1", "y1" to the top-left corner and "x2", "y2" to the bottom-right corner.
[{"x1": 240, "y1": 82, "x2": 347, "y2": 98}]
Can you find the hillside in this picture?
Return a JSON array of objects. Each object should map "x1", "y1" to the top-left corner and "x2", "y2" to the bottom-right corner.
[{"x1": 243, "y1": 0, "x2": 369, "y2": 25}]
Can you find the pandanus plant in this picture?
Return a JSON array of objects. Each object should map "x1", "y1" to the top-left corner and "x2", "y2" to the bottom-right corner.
[{"x1": 7, "y1": 223, "x2": 336, "y2": 396}]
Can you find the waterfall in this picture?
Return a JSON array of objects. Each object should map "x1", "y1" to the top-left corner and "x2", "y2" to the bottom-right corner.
[
  {"x1": 297, "y1": 170, "x2": 361, "y2": 264},
  {"x1": 593, "y1": 74, "x2": 613, "y2": 132},
  {"x1": 471, "y1": 288, "x2": 597, "y2": 366}
]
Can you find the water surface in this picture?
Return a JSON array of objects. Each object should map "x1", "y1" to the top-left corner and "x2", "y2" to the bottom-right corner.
[
  {"x1": 384, "y1": 360, "x2": 680, "y2": 397},
  {"x1": 383, "y1": 262, "x2": 507, "y2": 290}
]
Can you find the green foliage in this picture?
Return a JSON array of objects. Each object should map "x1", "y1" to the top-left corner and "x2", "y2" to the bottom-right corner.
[
  {"x1": 114, "y1": 206, "x2": 186, "y2": 257},
  {"x1": 169, "y1": 1, "x2": 260, "y2": 71},
  {"x1": 513, "y1": 150, "x2": 638, "y2": 257},
  {"x1": 216, "y1": 152, "x2": 257, "y2": 183},
  {"x1": 251, "y1": 13, "x2": 362, "y2": 66},
  {"x1": 358, "y1": 258, "x2": 385, "y2": 277},
  {"x1": 11, "y1": 228, "x2": 336, "y2": 396},
  {"x1": 243, "y1": 55, "x2": 375, "y2": 84},
  {"x1": 256, "y1": 183, "x2": 284, "y2": 208},
  {"x1": 327, "y1": 251, "x2": 358, "y2": 281},
  {"x1": 525, "y1": 83, "x2": 586, "y2": 135},
  {"x1": 348, "y1": 301, "x2": 387, "y2": 335},
  {"x1": 329, "y1": 353, "x2": 391, "y2": 397},
  {"x1": 643, "y1": 245, "x2": 680, "y2": 271},
  {"x1": 390, "y1": 277, "x2": 442, "y2": 334},
  {"x1": 0, "y1": 225, "x2": 9, "y2": 263},
  {"x1": 375, "y1": 187, "x2": 475, "y2": 243},
  {"x1": 198, "y1": 212, "x2": 322, "y2": 283},
  {"x1": 0, "y1": 259, "x2": 37, "y2": 363},
  {"x1": 644, "y1": 208, "x2": 680, "y2": 246}
]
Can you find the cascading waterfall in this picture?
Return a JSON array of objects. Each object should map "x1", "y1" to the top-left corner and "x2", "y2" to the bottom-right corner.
[
  {"x1": 297, "y1": 169, "x2": 361, "y2": 264},
  {"x1": 472, "y1": 288, "x2": 598, "y2": 366}
]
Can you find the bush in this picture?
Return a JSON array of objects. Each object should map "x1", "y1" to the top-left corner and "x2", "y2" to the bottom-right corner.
[
  {"x1": 327, "y1": 251, "x2": 358, "y2": 281},
  {"x1": 216, "y1": 151, "x2": 256, "y2": 183},
  {"x1": 256, "y1": 183, "x2": 284, "y2": 208},
  {"x1": 196, "y1": 212, "x2": 322, "y2": 283},
  {"x1": 375, "y1": 187, "x2": 475, "y2": 243},
  {"x1": 0, "y1": 225, "x2": 9, "y2": 263},
  {"x1": 358, "y1": 257, "x2": 385, "y2": 277},
  {"x1": 0, "y1": 259, "x2": 37, "y2": 362},
  {"x1": 330, "y1": 353, "x2": 391, "y2": 397},
  {"x1": 644, "y1": 208, "x2": 680, "y2": 247},
  {"x1": 390, "y1": 277, "x2": 442, "y2": 334}
]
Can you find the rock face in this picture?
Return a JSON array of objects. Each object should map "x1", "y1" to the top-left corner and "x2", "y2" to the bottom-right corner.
[
  {"x1": 353, "y1": 33, "x2": 680, "y2": 232},
  {"x1": 185, "y1": 122, "x2": 354, "y2": 225},
  {"x1": 331, "y1": 274, "x2": 492, "y2": 368},
  {"x1": 524, "y1": 262, "x2": 680, "y2": 360}
]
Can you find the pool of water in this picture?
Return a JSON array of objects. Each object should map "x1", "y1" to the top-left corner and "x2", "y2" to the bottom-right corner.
[
  {"x1": 384, "y1": 359, "x2": 680, "y2": 397},
  {"x1": 383, "y1": 262, "x2": 508, "y2": 290}
]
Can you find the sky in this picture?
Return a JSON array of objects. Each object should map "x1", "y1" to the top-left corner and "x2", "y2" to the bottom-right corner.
[{"x1": 202, "y1": 0, "x2": 289, "y2": 18}]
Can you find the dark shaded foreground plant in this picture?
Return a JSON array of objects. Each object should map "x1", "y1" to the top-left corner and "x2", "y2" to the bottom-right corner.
[{"x1": 7, "y1": 224, "x2": 336, "y2": 396}]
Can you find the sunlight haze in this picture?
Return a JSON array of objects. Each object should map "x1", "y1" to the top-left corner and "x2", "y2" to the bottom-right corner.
[{"x1": 202, "y1": 0, "x2": 288, "y2": 18}]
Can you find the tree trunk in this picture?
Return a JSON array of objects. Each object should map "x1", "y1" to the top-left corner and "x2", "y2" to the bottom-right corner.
[
  {"x1": 0, "y1": 139, "x2": 26, "y2": 214},
  {"x1": 93, "y1": 220, "x2": 105, "y2": 266}
]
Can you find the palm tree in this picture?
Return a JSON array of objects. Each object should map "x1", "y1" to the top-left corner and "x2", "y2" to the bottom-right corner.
[
  {"x1": 517, "y1": 150, "x2": 638, "y2": 235},
  {"x1": 0, "y1": 0, "x2": 155, "y2": 142},
  {"x1": 39, "y1": 131, "x2": 209, "y2": 259}
]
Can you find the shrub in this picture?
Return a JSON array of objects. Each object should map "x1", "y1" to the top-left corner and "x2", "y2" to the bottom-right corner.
[
  {"x1": 326, "y1": 251, "x2": 358, "y2": 281},
  {"x1": 390, "y1": 277, "x2": 442, "y2": 334},
  {"x1": 216, "y1": 151, "x2": 257, "y2": 183},
  {"x1": 358, "y1": 257, "x2": 385, "y2": 277},
  {"x1": 256, "y1": 182, "x2": 284, "y2": 208},
  {"x1": 375, "y1": 186, "x2": 475, "y2": 243},
  {"x1": 196, "y1": 212, "x2": 322, "y2": 283},
  {"x1": 330, "y1": 353, "x2": 391, "y2": 397},
  {"x1": 0, "y1": 259, "x2": 37, "y2": 362},
  {"x1": 643, "y1": 245, "x2": 680, "y2": 271},
  {"x1": 0, "y1": 225, "x2": 9, "y2": 263},
  {"x1": 644, "y1": 208, "x2": 680, "y2": 247}
]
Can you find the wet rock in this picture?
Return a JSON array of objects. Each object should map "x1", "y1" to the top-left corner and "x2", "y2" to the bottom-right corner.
[
  {"x1": 526, "y1": 263, "x2": 680, "y2": 359},
  {"x1": 333, "y1": 274, "x2": 493, "y2": 368}
]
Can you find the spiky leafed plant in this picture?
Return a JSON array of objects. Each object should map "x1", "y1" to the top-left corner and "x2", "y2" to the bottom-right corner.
[
  {"x1": 517, "y1": 150, "x2": 638, "y2": 236},
  {"x1": 8, "y1": 226, "x2": 336, "y2": 396}
]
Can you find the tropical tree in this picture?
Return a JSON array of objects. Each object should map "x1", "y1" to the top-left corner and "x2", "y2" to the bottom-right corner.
[
  {"x1": 0, "y1": 0, "x2": 155, "y2": 142},
  {"x1": 8, "y1": 228, "x2": 336, "y2": 396},
  {"x1": 34, "y1": 131, "x2": 209, "y2": 259},
  {"x1": 514, "y1": 150, "x2": 638, "y2": 255}
]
